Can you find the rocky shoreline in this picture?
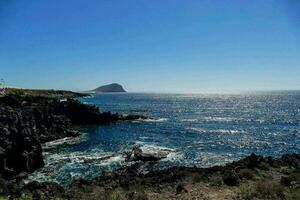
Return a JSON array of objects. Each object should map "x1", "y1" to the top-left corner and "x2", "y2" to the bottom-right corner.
[
  {"x1": 0, "y1": 91, "x2": 299, "y2": 199},
  {"x1": 7, "y1": 153, "x2": 300, "y2": 200},
  {"x1": 0, "y1": 92, "x2": 145, "y2": 191}
]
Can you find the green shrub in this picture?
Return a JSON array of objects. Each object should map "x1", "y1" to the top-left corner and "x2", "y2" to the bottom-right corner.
[
  {"x1": 239, "y1": 183, "x2": 254, "y2": 200},
  {"x1": 258, "y1": 161, "x2": 270, "y2": 170},
  {"x1": 110, "y1": 192, "x2": 121, "y2": 200},
  {"x1": 18, "y1": 194, "x2": 33, "y2": 200},
  {"x1": 279, "y1": 166, "x2": 294, "y2": 175},
  {"x1": 284, "y1": 188, "x2": 300, "y2": 200},
  {"x1": 0, "y1": 197, "x2": 8, "y2": 200},
  {"x1": 8, "y1": 88, "x2": 25, "y2": 96},
  {"x1": 239, "y1": 168, "x2": 255, "y2": 180}
]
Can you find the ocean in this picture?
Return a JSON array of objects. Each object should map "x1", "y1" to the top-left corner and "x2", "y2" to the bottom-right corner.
[{"x1": 27, "y1": 92, "x2": 300, "y2": 185}]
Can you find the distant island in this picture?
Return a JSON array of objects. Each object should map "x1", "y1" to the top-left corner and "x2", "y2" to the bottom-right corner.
[{"x1": 90, "y1": 83, "x2": 126, "y2": 93}]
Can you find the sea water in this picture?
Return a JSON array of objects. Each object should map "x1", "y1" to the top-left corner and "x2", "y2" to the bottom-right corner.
[{"x1": 26, "y1": 92, "x2": 300, "y2": 185}]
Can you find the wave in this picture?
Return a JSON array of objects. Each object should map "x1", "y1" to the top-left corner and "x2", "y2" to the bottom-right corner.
[
  {"x1": 181, "y1": 118, "x2": 198, "y2": 122},
  {"x1": 45, "y1": 151, "x2": 124, "y2": 165},
  {"x1": 139, "y1": 144, "x2": 176, "y2": 154},
  {"x1": 202, "y1": 116, "x2": 243, "y2": 122},
  {"x1": 25, "y1": 151, "x2": 126, "y2": 184},
  {"x1": 195, "y1": 152, "x2": 237, "y2": 168},
  {"x1": 200, "y1": 117, "x2": 269, "y2": 124},
  {"x1": 135, "y1": 118, "x2": 168, "y2": 123},
  {"x1": 42, "y1": 135, "x2": 86, "y2": 150},
  {"x1": 186, "y1": 127, "x2": 247, "y2": 134}
]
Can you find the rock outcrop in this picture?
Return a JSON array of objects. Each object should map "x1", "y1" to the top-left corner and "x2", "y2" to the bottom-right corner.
[
  {"x1": 55, "y1": 98, "x2": 146, "y2": 125},
  {"x1": 0, "y1": 94, "x2": 146, "y2": 181},
  {"x1": 125, "y1": 145, "x2": 173, "y2": 162},
  {"x1": 0, "y1": 105, "x2": 44, "y2": 179},
  {"x1": 0, "y1": 95, "x2": 77, "y2": 179}
]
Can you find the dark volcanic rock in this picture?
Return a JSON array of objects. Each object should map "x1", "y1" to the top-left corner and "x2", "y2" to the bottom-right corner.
[
  {"x1": 22, "y1": 181, "x2": 65, "y2": 200},
  {"x1": 0, "y1": 94, "x2": 147, "y2": 180},
  {"x1": 0, "y1": 96, "x2": 80, "y2": 179},
  {"x1": 55, "y1": 98, "x2": 146, "y2": 125},
  {"x1": 0, "y1": 105, "x2": 44, "y2": 179},
  {"x1": 281, "y1": 154, "x2": 300, "y2": 168}
]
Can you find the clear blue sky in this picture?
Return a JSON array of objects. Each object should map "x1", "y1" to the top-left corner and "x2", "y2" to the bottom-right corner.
[{"x1": 0, "y1": 0, "x2": 299, "y2": 92}]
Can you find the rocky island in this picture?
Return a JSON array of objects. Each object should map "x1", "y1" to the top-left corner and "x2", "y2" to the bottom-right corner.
[
  {"x1": 90, "y1": 83, "x2": 126, "y2": 93},
  {"x1": 0, "y1": 89, "x2": 299, "y2": 200}
]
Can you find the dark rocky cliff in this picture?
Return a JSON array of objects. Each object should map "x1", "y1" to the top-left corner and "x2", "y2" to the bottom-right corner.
[{"x1": 0, "y1": 94, "x2": 145, "y2": 181}]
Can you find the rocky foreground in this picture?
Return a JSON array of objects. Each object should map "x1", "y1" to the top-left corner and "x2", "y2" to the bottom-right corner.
[
  {"x1": 4, "y1": 153, "x2": 300, "y2": 200},
  {"x1": 0, "y1": 91, "x2": 299, "y2": 200}
]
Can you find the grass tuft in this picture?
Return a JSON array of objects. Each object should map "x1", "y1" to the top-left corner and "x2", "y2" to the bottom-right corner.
[{"x1": 239, "y1": 183, "x2": 254, "y2": 200}]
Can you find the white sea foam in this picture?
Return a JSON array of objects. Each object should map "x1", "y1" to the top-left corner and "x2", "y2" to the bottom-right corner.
[
  {"x1": 139, "y1": 144, "x2": 176, "y2": 154},
  {"x1": 202, "y1": 116, "x2": 242, "y2": 122},
  {"x1": 181, "y1": 118, "x2": 198, "y2": 122},
  {"x1": 162, "y1": 151, "x2": 184, "y2": 162},
  {"x1": 187, "y1": 127, "x2": 246, "y2": 134},
  {"x1": 136, "y1": 118, "x2": 168, "y2": 123},
  {"x1": 139, "y1": 136, "x2": 150, "y2": 140},
  {"x1": 42, "y1": 136, "x2": 83, "y2": 150},
  {"x1": 25, "y1": 151, "x2": 126, "y2": 184},
  {"x1": 95, "y1": 154, "x2": 125, "y2": 166},
  {"x1": 196, "y1": 152, "x2": 237, "y2": 168},
  {"x1": 46, "y1": 151, "x2": 119, "y2": 165}
]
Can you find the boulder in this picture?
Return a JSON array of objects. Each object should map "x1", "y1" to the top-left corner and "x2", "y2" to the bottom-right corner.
[{"x1": 126, "y1": 145, "x2": 173, "y2": 162}]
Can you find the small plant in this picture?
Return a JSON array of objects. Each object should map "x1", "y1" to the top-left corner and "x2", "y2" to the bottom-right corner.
[
  {"x1": 210, "y1": 175, "x2": 223, "y2": 187},
  {"x1": 134, "y1": 191, "x2": 148, "y2": 200},
  {"x1": 258, "y1": 161, "x2": 270, "y2": 171},
  {"x1": 279, "y1": 166, "x2": 294, "y2": 175},
  {"x1": 0, "y1": 196, "x2": 8, "y2": 200},
  {"x1": 239, "y1": 183, "x2": 254, "y2": 200},
  {"x1": 13, "y1": 194, "x2": 33, "y2": 200},
  {"x1": 289, "y1": 171, "x2": 300, "y2": 181},
  {"x1": 192, "y1": 173, "x2": 202, "y2": 183},
  {"x1": 222, "y1": 172, "x2": 239, "y2": 186},
  {"x1": 239, "y1": 168, "x2": 255, "y2": 180},
  {"x1": 110, "y1": 192, "x2": 121, "y2": 200},
  {"x1": 284, "y1": 188, "x2": 300, "y2": 200},
  {"x1": 176, "y1": 183, "x2": 187, "y2": 194}
]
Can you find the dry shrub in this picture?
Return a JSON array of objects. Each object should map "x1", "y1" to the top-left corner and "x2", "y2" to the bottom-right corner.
[
  {"x1": 239, "y1": 183, "x2": 254, "y2": 200},
  {"x1": 254, "y1": 180, "x2": 284, "y2": 199},
  {"x1": 210, "y1": 175, "x2": 223, "y2": 187}
]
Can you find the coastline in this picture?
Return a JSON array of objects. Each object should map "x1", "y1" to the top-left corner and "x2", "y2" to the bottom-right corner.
[
  {"x1": 0, "y1": 90, "x2": 299, "y2": 199},
  {"x1": 13, "y1": 153, "x2": 300, "y2": 200}
]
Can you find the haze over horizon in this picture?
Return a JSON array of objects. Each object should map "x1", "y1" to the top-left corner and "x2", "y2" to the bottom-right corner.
[{"x1": 1, "y1": 0, "x2": 300, "y2": 93}]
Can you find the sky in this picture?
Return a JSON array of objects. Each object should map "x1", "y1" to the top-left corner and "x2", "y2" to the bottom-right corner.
[{"x1": 0, "y1": 0, "x2": 300, "y2": 93}]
